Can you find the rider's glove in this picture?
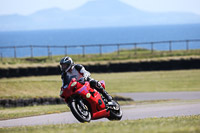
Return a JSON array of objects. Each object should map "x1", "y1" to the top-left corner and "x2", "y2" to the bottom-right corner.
[
  {"x1": 78, "y1": 77, "x2": 86, "y2": 84},
  {"x1": 60, "y1": 87, "x2": 64, "y2": 98}
]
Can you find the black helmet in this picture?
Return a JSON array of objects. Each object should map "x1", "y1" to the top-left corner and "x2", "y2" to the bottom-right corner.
[{"x1": 60, "y1": 56, "x2": 74, "y2": 72}]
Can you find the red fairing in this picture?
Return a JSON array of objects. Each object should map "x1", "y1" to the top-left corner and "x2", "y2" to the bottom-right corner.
[{"x1": 60, "y1": 78, "x2": 110, "y2": 120}]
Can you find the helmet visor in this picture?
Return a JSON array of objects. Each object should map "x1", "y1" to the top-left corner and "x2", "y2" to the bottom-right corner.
[{"x1": 60, "y1": 63, "x2": 70, "y2": 72}]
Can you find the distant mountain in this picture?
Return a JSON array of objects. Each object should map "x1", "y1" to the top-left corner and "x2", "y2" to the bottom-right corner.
[{"x1": 1, "y1": 0, "x2": 200, "y2": 31}]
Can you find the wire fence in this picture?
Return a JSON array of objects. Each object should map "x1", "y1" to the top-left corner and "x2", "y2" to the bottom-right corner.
[{"x1": 0, "y1": 39, "x2": 200, "y2": 59}]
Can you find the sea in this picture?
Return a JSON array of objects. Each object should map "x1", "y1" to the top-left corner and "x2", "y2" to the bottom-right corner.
[{"x1": 0, "y1": 24, "x2": 200, "y2": 58}]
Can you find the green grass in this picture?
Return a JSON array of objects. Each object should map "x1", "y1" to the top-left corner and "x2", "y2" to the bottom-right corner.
[
  {"x1": 95, "y1": 70, "x2": 200, "y2": 93},
  {"x1": 1, "y1": 49, "x2": 200, "y2": 67},
  {"x1": 0, "y1": 104, "x2": 70, "y2": 120},
  {"x1": 1, "y1": 115, "x2": 199, "y2": 133},
  {"x1": 0, "y1": 70, "x2": 200, "y2": 99}
]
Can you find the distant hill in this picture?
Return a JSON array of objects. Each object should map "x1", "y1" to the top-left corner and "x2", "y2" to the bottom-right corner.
[{"x1": 0, "y1": 0, "x2": 200, "y2": 31}]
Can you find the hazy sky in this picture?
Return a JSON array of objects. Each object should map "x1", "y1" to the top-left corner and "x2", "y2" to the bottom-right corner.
[{"x1": 0, "y1": 0, "x2": 200, "y2": 15}]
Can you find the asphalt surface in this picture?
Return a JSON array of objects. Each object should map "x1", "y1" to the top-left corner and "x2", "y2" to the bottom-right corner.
[
  {"x1": 1, "y1": 92, "x2": 200, "y2": 127},
  {"x1": 115, "y1": 91, "x2": 200, "y2": 101}
]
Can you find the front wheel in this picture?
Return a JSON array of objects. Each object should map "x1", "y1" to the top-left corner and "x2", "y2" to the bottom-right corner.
[
  {"x1": 108, "y1": 100, "x2": 123, "y2": 120},
  {"x1": 69, "y1": 98, "x2": 91, "y2": 123}
]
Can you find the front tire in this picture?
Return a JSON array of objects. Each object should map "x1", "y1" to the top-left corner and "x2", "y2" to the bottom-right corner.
[
  {"x1": 108, "y1": 100, "x2": 123, "y2": 120},
  {"x1": 69, "y1": 98, "x2": 91, "y2": 123}
]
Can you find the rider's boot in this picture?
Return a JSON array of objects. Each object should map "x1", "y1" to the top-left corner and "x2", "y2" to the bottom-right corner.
[{"x1": 96, "y1": 82, "x2": 113, "y2": 102}]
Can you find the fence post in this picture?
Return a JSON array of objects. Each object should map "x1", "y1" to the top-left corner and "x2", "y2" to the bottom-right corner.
[
  {"x1": 30, "y1": 45, "x2": 33, "y2": 58},
  {"x1": 186, "y1": 40, "x2": 189, "y2": 51},
  {"x1": 134, "y1": 43, "x2": 137, "y2": 55},
  {"x1": 99, "y1": 45, "x2": 102, "y2": 56},
  {"x1": 169, "y1": 41, "x2": 172, "y2": 52},
  {"x1": 65, "y1": 46, "x2": 68, "y2": 56},
  {"x1": 82, "y1": 45, "x2": 85, "y2": 57},
  {"x1": 14, "y1": 46, "x2": 17, "y2": 58},
  {"x1": 151, "y1": 42, "x2": 154, "y2": 54},
  {"x1": 48, "y1": 46, "x2": 50, "y2": 58},
  {"x1": 117, "y1": 44, "x2": 120, "y2": 56}
]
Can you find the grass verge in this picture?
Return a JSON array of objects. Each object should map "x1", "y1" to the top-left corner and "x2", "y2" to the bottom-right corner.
[
  {"x1": 0, "y1": 104, "x2": 70, "y2": 120},
  {"x1": 1, "y1": 115, "x2": 199, "y2": 133},
  {"x1": 0, "y1": 69, "x2": 200, "y2": 99}
]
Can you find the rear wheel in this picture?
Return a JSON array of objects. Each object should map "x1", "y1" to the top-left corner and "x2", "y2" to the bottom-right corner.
[
  {"x1": 69, "y1": 98, "x2": 91, "y2": 123},
  {"x1": 108, "y1": 100, "x2": 123, "y2": 120}
]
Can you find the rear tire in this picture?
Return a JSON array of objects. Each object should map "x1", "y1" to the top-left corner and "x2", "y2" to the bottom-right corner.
[{"x1": 69, "y1": 98, "x2": 91, "y2": 123}]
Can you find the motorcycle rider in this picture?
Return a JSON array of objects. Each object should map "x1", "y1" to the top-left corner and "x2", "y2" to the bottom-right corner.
[{"x1": 60, "y1": 56, "x2": 113, "y2": 102}]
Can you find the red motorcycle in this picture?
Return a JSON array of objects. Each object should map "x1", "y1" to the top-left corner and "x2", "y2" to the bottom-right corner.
[{"x1": 60, "y1": 78, "x2": 122, "y2": 122}]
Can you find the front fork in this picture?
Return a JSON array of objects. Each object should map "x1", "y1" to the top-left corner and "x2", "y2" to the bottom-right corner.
[
  {"x1": 78, "y1": 99, "x2": 88, "y2": 111},
  {"x1": 67, "y1": 96, "x2": 89, "y2": 111}
]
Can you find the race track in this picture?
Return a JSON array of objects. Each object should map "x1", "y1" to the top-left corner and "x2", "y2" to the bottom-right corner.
[
  {"x1": 115, "y1": 91, "x2": 200, "y2": 101},
  {"x1": 1, "y1": 92, "x2": 200, "y2": 127}
]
